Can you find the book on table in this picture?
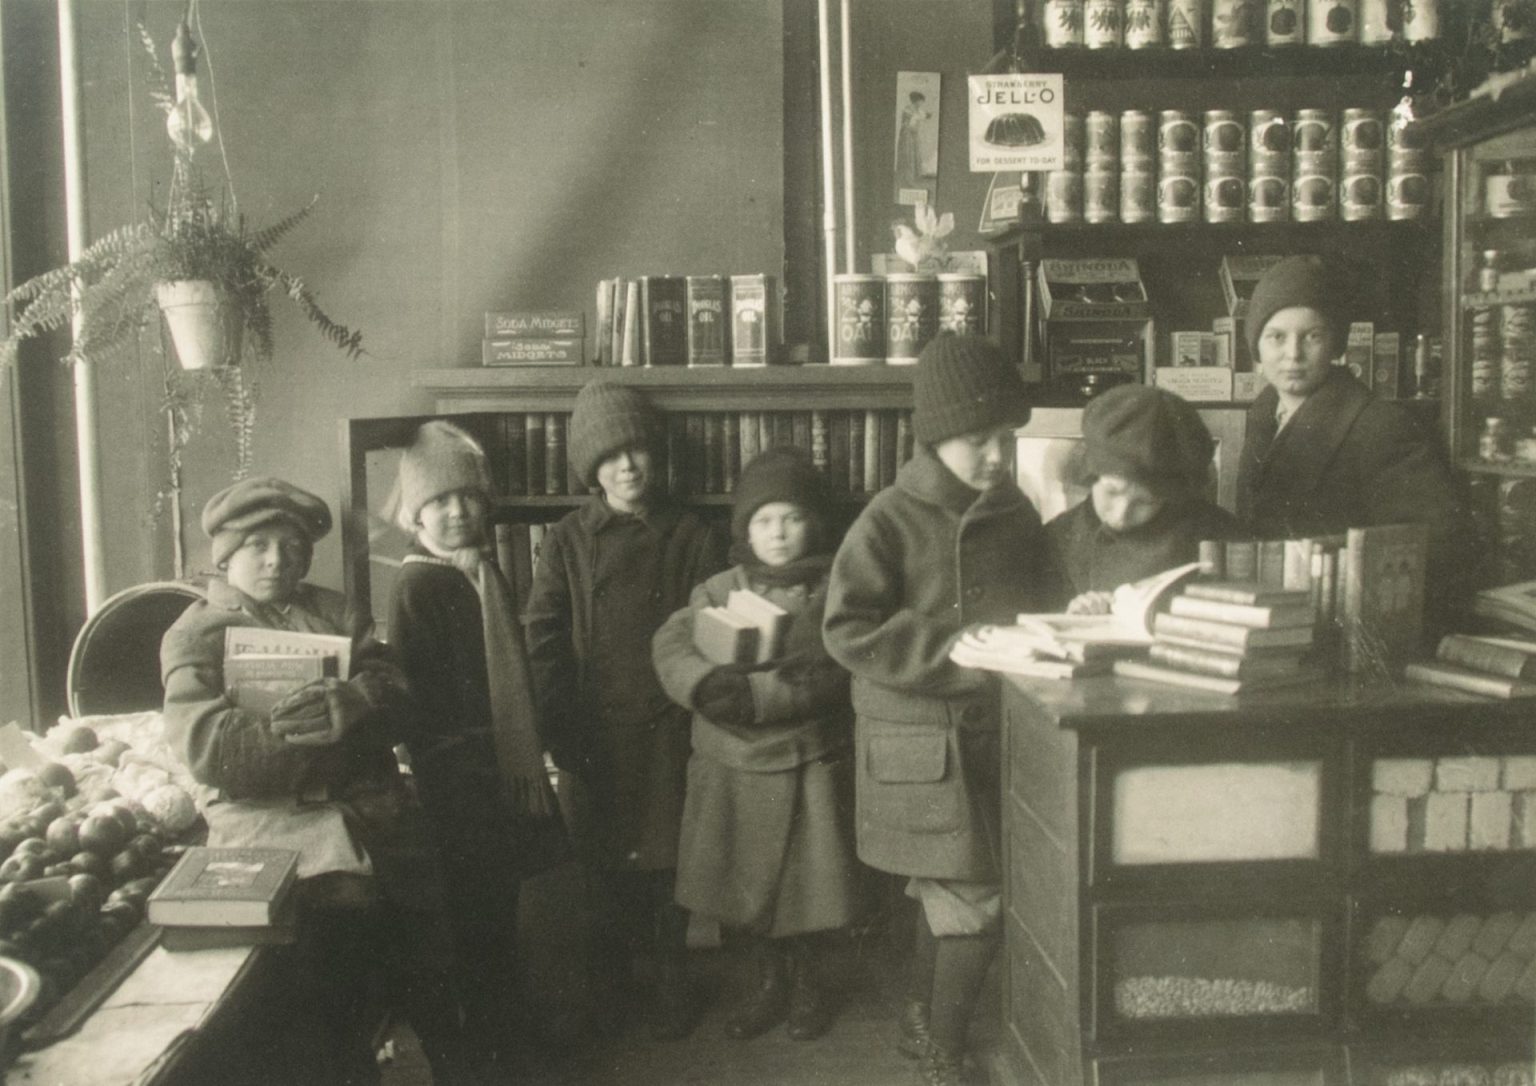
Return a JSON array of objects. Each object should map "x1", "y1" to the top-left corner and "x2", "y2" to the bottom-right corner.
[
  {"x1": 1181, "y1": 580, "x2": 1312, "y2": 608},
  {"x1": 1151, "y1": 612, "x2": 1316, "y2": 652},
  {"x1": 1434, "y1": 633, "x2": 1536, "y2": 680},
  {"x1": 1402, "y1": 660, "x2": 1536, "y2": 700},
  {"x1": 948, "y1": 625, "x2": 1111, "y2": 679},
  {"x1": 1146, "y1": 641, "x2": 1308, "y2": 680},
  {"x1": 1015, "y1": 562, "x2": 1205, "y2": 660},
  {"x1": 1112, "y1": 658, "x2": 1317, "y2": 696},
  {"x1": 1340, "y1": 522, "x2": 1428, "y2": 677},
  {"x1": 147, "y1": 847, "x2": 300, "y2": 928},
  {"x1": 1166, "y1": 594, "x2": 1316, "y2": 630},
  {"x1": 159, "y1": 899, "x2": 300, "y2": 952},
  {"x1": 1471, "y1": 578, "x2": 1536, "y2": 636}
]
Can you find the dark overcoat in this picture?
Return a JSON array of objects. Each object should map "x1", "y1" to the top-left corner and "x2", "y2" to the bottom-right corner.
[{"x1": 822, "y1": 448, "x2": 1053, "y2": 883}]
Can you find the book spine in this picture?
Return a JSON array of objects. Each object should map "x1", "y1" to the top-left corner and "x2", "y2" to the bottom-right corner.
[
  {"x1": 1198, "y1": 540, "x2": 1225, "y2": 579},
  {"x1": 686, "y1": 414, "x2": 706, "y2": 495},
  {"x1": 502, "y1": 414, "x2": 526, "y2": 496},
  {"x1": 1169, "y1": 596, "x2": 1312, "y2": 629},
  {"x1": 740, "y1": 411, "x2": 761, "y2": 469},
  {"x1": 528, "y1": 522, "x2": 547, "y2": 574},
  {"x1": 863, "y1": 409, "x2": 881, "y2": 494},
  {"x1": 595, "y1": 278, "x2": 613, "y2": 366},
  {"x1": 1225, "y1": 540, "x2": 1258, "y2": 582},
  {"x1": 1283, "y1": 539, "x2": 1313, "y2": 591},
  {"x1": 811, "y1": 410, "x2": 829, "y2": 475},
  {"x1": 792, "y1": 410, "x2": 811, "y2": 452},
  {"x1": 1436, "y1": 634, "x2": 1533, "y2": 680},
  {"x1": 510, "y1": 522, "x2": 534, "y2": 610},
  {"x1": 1258, "y1": 540, "x2": 1286, "y2": 589},
  {"x1": 1147, "y1": 641, "x2": 1246, "y2": 678},
  {"x1": 494, "y1": 522, "x2": 518, "y2": 589},
  {"x1": 1113, "y1": 659, "x2": 1238, "y2": 695},
  {"x1": 775, "y1": 412, "x2": 796, "y2": 450},
  {"x1": 879, "y1": 410, "x2": 898, "y2": 487},
  {"x1": 723, "y1": 412, "x2": 741, "y2": 493},
  {"x1": 525, "y1": 417, "x2": 549, "y2": 497},
  {"x1": 704, "y1": 414, "x2": 724, "y2": 495},
  {"x1": 1153, "y1": 613, "x2": 1257, "y2": 649},
  {"x1": 685, "y1": 275, "x2": 728, "y2": 367},
  {"x1": 848, "y1": 411, "x2": 866, "y2": 493},
  {"x1": 895, "y1": 410, "x2": 914, "y2": 468},
  {"x1": 544, "y1": 414, "x2": 567, "y2": 496},
  {"x1": 1404, "y1": 662, "x2": 1522, "y2": 700},
  {"x1": 828, "y1": 411, "x2": 851, "y2": 491},
  {"x1": 621, "y1": 280, "x2": 640, "y2": 367}
]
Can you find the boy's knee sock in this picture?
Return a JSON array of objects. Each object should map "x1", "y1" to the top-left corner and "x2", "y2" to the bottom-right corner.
[
  {"x1": 907, "y1": 906, "x2": 939, "y2": 1004},
  {"x1": 927, "y1": 932, "x2": 998, "y2": 1055}
]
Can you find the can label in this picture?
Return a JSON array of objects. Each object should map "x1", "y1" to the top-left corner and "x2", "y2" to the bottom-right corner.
[
  {"x1": 1403, "y1": 0, "x2": 1439, "y2": 40},
  {"x1": 1340, "y1": 164, "x2": 1383, "y2": 220},
  {"x1": 1487, "y1": 170, "x2": 1536, "y2": 218},
  {"x1": 1386, "y1": 168, "x2": 1429, "y2": 219},
  {"x1": 1248, "y1": 174, "x2": 1290, "y2": 221},
  {"x1": 1266, "y1": 0, "x2": 1305, "y2": 43},
  {"x1": 1124, "y1": 0, "x2": 1164, "y2": 46},
  {"x1": 1085, "y1": 168, "x2": 1119, "y2": 223},
  {"x1": 1387, "y1": 110, "x2": 1426, "y2": 155},
  {"x1": 938, "y1": 275, "x2": 986, "y2": 336},
  {"x1": 1044, "y1": 0, "x2": 1086, "y2": 46},
  {"x1": 1120, "y1": 169, "x2": 1156, "y2": 222},
  {"x1": 1341, "y1": 109, "x2": 1384, "y2": 160},
  {"x1": 1086, "y1": 111, "x2": 1119, "y2": 163},
  {"x1": 1158, "y1": 172, "x2": 1201, "y2": 221},
  {"x1": 1293, "y1": 110, "x2": 1336, "y2": 154},
  {"x1": 1167, "y1": 0, "x2": 1204, "y2": 46},
  {"x1": 1250, "y1": 110, "x2": 1291, "y2": 156},
  {"x1": 1308, "y1": 0, "x2": 1357, "y2": 44},
  {"x1": 884, "y1": 275, "x2": 939, "y2": 364},
  {"x1": 1062, "y1": 112, "x2": 1085, "y2": 166},
  {"x1": 1212, "y1": 0, "x2": 1258, "y2": 46},
  {"x1": 1292, "y1": 172, "x2": 1336, "y2": 220},
  {"x1": 1085, "y1": 0, "x2": 1123, "y2": 47},
  {"x1": 1120, "y1": 110, "x2": 1156, "y2": 161},
  {"x1": 1204, "y1": 111, "x2": 1245, "y2": 157},
  {"x1": 1159, "y1": 111, "x2": 1199, "y2": 154},
  {"x1": 833, "y1": 275, "x2": 885, "y2": 364},
  {"x1": 1046, "y1": 169, "x2": 1084, "y2": 222},
  {"x1": 1359, "y1": 0, "x2": 1393, "y2": 42},
  {"x1": 1204, "y1": 171, "x2": 1246, "y2": 222}
]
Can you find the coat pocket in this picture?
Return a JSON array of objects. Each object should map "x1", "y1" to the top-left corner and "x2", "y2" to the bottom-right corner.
[{"x1": 858, "y1": 722, "x2": 964, "y2": 836}]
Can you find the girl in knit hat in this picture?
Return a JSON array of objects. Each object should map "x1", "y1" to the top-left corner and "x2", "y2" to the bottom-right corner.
[
  {"x1": 160, "y1": 476, "x2": 476, "y2": 1084},
  {"x1": 823, "y1": 334, "x2": 1054, "y2": 1086},
  {"x1": 386, "y1": 419, "x2": 566, "y2": 1075},
  {"x1": 1046, "y1": 383, "x2": 1239, "y2": 614},
  {"x1": 524, "y1": 380, "x2": 727, "y2": 1041},
  {"x1": 652, "y1": 447, "x2": 862, "y2": 1043}
]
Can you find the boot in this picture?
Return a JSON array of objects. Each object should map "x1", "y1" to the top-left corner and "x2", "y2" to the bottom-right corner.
[
  {"x1": 649, "y1": 903, "x2": 697, "y2": 1041},
  {"x1": 897, "y1": 997, "x2": 934, "y2": 1060},
  {"x1": 899, "y1": 907, "x2": 938, "y2": 1059},
  {"x1": 919, "y1": 1042, "x2": 973, "y2": 1086},
  {"x1": 785, "y1": 936, "x2": 834, "y2": 1041},
  {"x1": 723, "y1": 938, "x2": 791, "y2": 1040}
]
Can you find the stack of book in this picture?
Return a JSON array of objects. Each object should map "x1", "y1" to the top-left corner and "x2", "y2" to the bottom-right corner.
[
  {"x1": 693, "y1": 589, "x2": 790, "y2": 666},
  {"x1": 1404, "y1": 633, "x2": 1536, "y2": 700},
  {"x1": 1112, "y1": 580, "x2": 1318, "y2": 695},
  {"x1": 147, "y1": 846, "x2": 301, "y2": 951}
]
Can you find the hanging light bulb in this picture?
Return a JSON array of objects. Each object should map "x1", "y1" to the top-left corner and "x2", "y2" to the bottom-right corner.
[{"x1": 167, "y1": 17, "x2": 213, "y2": 152}]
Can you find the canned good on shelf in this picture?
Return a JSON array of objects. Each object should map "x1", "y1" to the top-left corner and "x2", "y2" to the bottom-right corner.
[
  {"x1": 1212, "y1": 0, "x2": 1258, "y2": 46},
  {"x1": 1340, "y1": 162, "x2": 1383, "y2": 221},
  {"x1": 1085, "y1": 0, "x2": 1124, "y2": 47},
  {"x1": 1159, "y1": 171, "x2": 1201, "y2": 222},
  {"x1": 1121, "y1": 168, "x2": 1156, "y2": 222},
  {"x1": 833, "y1": 275, "x2": 886, "y2": 365},
  {"x1": 1086, "y1": 167, "x2": 1120, "y2": 223},
  {"x1": 1267, "y1": 0, "x2": 1305, "y2": 43},
  {"x1": 1308, "y1": 0, "x2": 1357, "y2": 44},
  {"x1": 1167, "y1": 0, "x2": 1205, "y2": 48},
  {"x1": 1292, "y1": 172, "x2": 1337, "y2": 221},
  {"x1": 883, "y1": 274, "x2": 940, "y2": 365},
  {"x1": 1248, "y1": 173, "x2": 1290, "y2": 222},
  {"x1": 937, "y1": 274, "x2": 987, "y2": 336},
  {"x1": 1358, "y1": 0, "x2": 1393, "y2": 43},
  {"x1": 1047, "y1": 169, "x2": 1085, "y2": 223},
  {"x1": 1250, "y1": 110, "x2": 1290, "y2": 157},
  {"x1": 1086, "y1": 111, "x2": 1119, "y2": 165},
  {"x1": 1402, "y1": 0, "x2": 1439, "y2": 40},
  {"x1": 1044, "y1": 0, "x2": 1087, "y2": 46},
  {"x1": 1121, "y1": 110, "x2": 1156, "y2": 161},
  {"x1": 1341, "y1": 108, "x2": 1384, "y2": 160},
  {"x1": 1386, "y1": 166, "x2": 1430, "y2": 220},
  {"x1": 1124, "y1": 0, "x2": 1164, "y2": 46}
]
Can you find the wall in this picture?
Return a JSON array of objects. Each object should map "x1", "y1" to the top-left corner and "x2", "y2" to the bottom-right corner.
[{"x1": 68, "y1": 0, "x2": 786, "y2": 593}]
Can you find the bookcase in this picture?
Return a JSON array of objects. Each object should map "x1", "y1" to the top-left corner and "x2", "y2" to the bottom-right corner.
[{"x1": 339, "y1": 367, "x2": 917, "y2": 637}]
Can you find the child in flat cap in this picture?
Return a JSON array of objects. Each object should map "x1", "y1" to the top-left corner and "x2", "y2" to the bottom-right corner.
[
  {"x1": 823, "y1": 335, "x2": 1053, "y2": 1085},
  {"x1": 652, "y1": 447, "x2": 861, "y2": 1043},
  {"x1": 387, "y1": 420, "x2": 567, "y2": 1073},
  {"x1": 524, "y1": 379, "x2": 727, "y2": 1040},
  {"x1": 1046, "y1": 384, "x2": 1239, "y2": 613},
  {"x1": 160, "y1": 476, "x2": 476, "y2": 1084}
]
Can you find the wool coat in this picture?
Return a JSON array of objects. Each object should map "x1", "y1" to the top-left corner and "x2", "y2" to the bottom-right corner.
[
  {"x1": 653, "y1": 564, "x2": 861, "y2": 936},
  {"x1": 823, "y1": 448, "x2": 1053, "y2": 883},
  {"x1": 1044, "y1": 497, "x2": 1240, "y2": 607},
  {"x1": 525, "y1": 495, "x2": 726, "y2": 870},
  {"x1": 1237, "y1": 367, "x2": 1467, "y2": 625}
]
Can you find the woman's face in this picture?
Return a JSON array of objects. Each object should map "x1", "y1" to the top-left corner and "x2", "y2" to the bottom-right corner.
[
  {"x1": 934, "y1": 425, "x2": 1014, "y2": 492},
  {"x1": 1257, "y1": 306, "x2": 1337, "y2": 402},
  {"x1": 1091, "y1": 474, "x2": 1163, "y2": 533},
  {"x1": 747, "y1": 501, "x2": 810, "y2": 568},
  {"x1": 417, "y1": 488, "x2": 488, "y2": 552},
  {"x1": 224, "y1": 522, "x2": 309, "y2": 605},
  {"x1": 596, "y1": 447, "x2": 653, "y2": 513}
]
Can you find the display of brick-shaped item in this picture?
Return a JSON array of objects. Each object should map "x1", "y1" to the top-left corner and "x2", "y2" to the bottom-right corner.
[
  {"x1": 1411, "y1": 792, "x2": 1469, "y2": 851},
  {"x1": 1434, "y1": 914, "x2": 1483, "y2": 961},
  {"x1": 1436, "y1": 756, "x2": 1502, "y2": 793},
  {"x1": 1515, "y1": 956, "x2": 1536, "y2": 1003},
  {"x1": 1514, "y1": 792, "x2": 1536, "y2": 849},
  {"x1": 1403, "y1": 953, "x2": 1456, "y2": 1004},
  {"x1": 1507, "y1": 911, "x2": 1536, "y2": 957},
  {"x1": 1370, "y1": 794, "x2": 1409, "y2": 853},
  {"x1": 1373, "y1": 758, "x2": 1434, "y2": 796},
  {"x1": 1440, "y1": 952, "x2": 1492, "y2": 1003},
  {"x1": 1470, "y1": 791, "x2": 1515, "y2": 851},
  {"x1": 1365, "y1": 914, "x2": 1411, "y2": 965},
  {"x1": 1503, "y1": 755, "x2": 1536, "y2": 791},
  {"x1": 1472, "y1": 912, "x2": 1522, "y2": 960},
  {"x1": 1365, "y1": 956, "x2": 1415, "y2": 1004},
  {"x1": 1477, "y1": 951, "x2": 1527, "y2": 1003},
  {"x1": 1394, "y1": 916, "x2": 1446, "y2": 964}
]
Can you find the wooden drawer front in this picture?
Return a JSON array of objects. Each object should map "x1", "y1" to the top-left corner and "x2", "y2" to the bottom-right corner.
[
  {"x1": 1109, "y1": 760, "x2": 1323, "y2": 866},
  {"x1": 1357, "y1": 906, "x2": 1536, "y2": 1011},
  {"x1": 1369, "y1": 755, "x2": 1536, "y2": 855}
]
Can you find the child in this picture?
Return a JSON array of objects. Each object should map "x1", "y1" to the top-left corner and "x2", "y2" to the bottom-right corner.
[
  {"x1": 524, "y1": 380, "x2": 726, "y2": 1040},
  {"x1": 387, "y1": 420, "x2": 564, "y2": 1074},
  {"x1": 823, "y1": 334, "x2": 1051, "y2": 1086},
  {"x1": 1045, "y1": 383, "x2": 1238, "y2": 614},
  {"x1": 160, "y1": 477, "x2": 475, "y2": 1085},
  {"x1": 652, "y1": 447, "x2": 861, "y2": 1042}
]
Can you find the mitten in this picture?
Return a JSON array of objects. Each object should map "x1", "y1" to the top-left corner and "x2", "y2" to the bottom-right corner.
[
  {"x1": 693, "y1": 668, "x2": 754, "y2": 729},
  {"x1": 282, "y1": 678, "x2": 372, "y2": 746},
  {"x1": 268, "y1": 681, "x2": 332, "y2": 737}
]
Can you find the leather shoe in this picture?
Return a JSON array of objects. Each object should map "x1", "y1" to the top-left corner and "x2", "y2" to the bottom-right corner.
[{"x1": 897, "y1": 998, "x2": 932, "y2": 1060}]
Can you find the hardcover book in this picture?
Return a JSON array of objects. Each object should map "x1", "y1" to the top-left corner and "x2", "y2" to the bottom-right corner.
[
  {"x1": 640, "y1": 276, "x2": 688, "y2": 367},
  {"x1": 1147, "y1": 641, "x2": 1307, "y2": 679},
  {"x1": 1152, "y1": 612, "x2": 1316, "y2": 652},
  {"x1": 525, "y1": 413, "x2": 547, "y2": 497},
  {"x1": 501, "y1": 414, "x2": 527, "y2": 496},
  {"x1": 224, "y1": 627, "x2": 351, "y2": 679},
  {"x1": 1183, "y1": 581, "x2": 1311, "y2": 608},
  {"x1": 1472, "y1": 579, "x2": 1536, "y2": 636},
  {"x1": 1341, "y1": 522, "x2": 1428, "y2": 677},
  {"x1": 726, "y1": 588, "x2": 791, "y2": 663},
  {"x1": 1017, "y1": 562, "x2": 1206, "y2": 655},
  {"x1": 693, "y1": 607, "x2": 760, "y2": 666},
  {"x1": 147, "y1": 847, "x2": 300, "y2": 928},
  {"x1": 811, "y1": 411, "x2": 829, "y2": 474},
  {"x1": 862, "y1": 409, "x2": 881, "y2": 495},
  {"x1": 723, "y1": 413, "x2": 741, "y2": 493},
  {"x1": 704, "y1": 414, "x2": 724, "y2": 495},
  {"x1": 1168, "y1": 594, "x2": 1315, "y2": 629},
  {"x1": 949, "y1": 625, "x2": 1111, "y2": 678},
  {"x1": 160, "y1": 900, "x2": 299, "y2": 951},
  {"x1": 1113, "y1": 658, "x2": 1316, "y2": 696},
  {"x1": 848, "y1": 411, "x2": 866, "y2": 493},
  {"x1": 1403, "y1": 661, "x2": 1536, "y2": 700},
  {"x1": 739, "y1": 412, "x2": 761, "y2": 470},
  {"x1": 685, "y1": 275, "x2": 728, "y2": 367},
  {"x1": 595, "y1": 279, "x2": 616, "y2": 365},
  {"x1": 1435, "y1": 634, "x2": 1536, "y2": 681},
  {"x1": 223, "y1": 653, "x2": 337, "y2": 716}
]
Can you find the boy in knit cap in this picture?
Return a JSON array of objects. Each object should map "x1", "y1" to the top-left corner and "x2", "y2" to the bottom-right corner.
[
  {"x1": 525, "y1": 380, "x2": 726, "y2": 1040},
  {"x1": 160, "y1": 477, "x2": 475, "y2": 1085},
  {"x1": 1236, "y1": 253, "x2": 1465, "y2": 630},
  {"x1": 387, "y1": 420, "x2": 565, "y2": 1076},
  {"x1": 1045, "y1": 383, "x2": 1238, "y2": 613},
  {"x1": 823, "y1": 334, "x2": 1052, "y2": 1086},
  {"x1": 652, "y1": 447, "x2": 861, "y2": 1044}
]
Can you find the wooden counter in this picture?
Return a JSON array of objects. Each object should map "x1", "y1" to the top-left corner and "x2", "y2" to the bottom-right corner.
[{"x1": 997, "y1": 674, "x2": 1536, "y2": 1086}]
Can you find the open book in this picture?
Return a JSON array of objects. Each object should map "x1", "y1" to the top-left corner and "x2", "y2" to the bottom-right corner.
[
  {"x1": 1472, "y1": 579, "x2": 1536, "y2": 636},
  {"x1": 1013, "y1": 562, "x2": 1205, "y2": 662}
]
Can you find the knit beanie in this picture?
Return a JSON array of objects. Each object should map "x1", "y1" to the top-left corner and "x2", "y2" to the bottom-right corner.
[
  {"x1": 568, "y1": 381, "x2": 659, "y2": 487},
  {"x1": 202, "y1": 476, "x2": 331, "y2": 569},
  {"x1": 390, "y1": 420, "x2": 492, "y2": 532},
  {"x1": 912, "y1": 333, "x2": 1030, "y2": 446},
  {"x1": 1243, "y1": 254, "x2": 1350, "y2": 361},
  {"x1": 731, "y1": 446, "x2": 832, "y2": 553},
  {"x1": 1081, "y1": 384, "x2": 1214, "y2": 497}
]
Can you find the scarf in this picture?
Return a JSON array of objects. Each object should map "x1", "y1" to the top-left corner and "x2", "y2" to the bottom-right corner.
[{"x1": 739, "y1": 552, "x2": 833, "y2": 591}]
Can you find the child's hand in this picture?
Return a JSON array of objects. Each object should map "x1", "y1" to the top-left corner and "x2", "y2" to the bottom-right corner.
[
  {"x1": 693, "y1": 668, "x2": 754, "y2": 729},
  {"x1": 1066, "y1": 591, "x2": 1114, "y2": 616},
  {"x1": 268, "y1": 681, "x2": 331, "y2": 737}
]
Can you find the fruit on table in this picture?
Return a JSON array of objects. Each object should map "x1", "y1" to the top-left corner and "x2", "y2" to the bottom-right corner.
[
  {"x1": 34, "y1": 763, "x2": 75, "y2": 798},
  {"x1": 77, "y1": 814, "x2": 129, "y2": 857},
  {"x1": 140, "y1": 784, "x2": 198, "y2": 835},
  {"x1": 58, "y1": 726, "x2": 98, "y2": 755}
]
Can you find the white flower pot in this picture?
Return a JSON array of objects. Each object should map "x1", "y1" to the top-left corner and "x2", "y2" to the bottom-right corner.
[{"x1": 155, "y1": 280, "x2": 241, "y2": 370}]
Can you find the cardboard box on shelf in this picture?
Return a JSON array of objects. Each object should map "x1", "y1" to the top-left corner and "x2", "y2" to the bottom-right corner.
[
  {"x1": 1170, "y1": 330, "x2": 1215, "y2": 368},
  {"x1": 1037, "y1": 258, "x2": 1153, "y2": 388},
  {"x1": 1346, "y1": 322, "x2": 1375, "y2": 386},
  {"x1": 1211, "y1": 315, "x2": 1250, "y2": 372},
  {"x1": 1154, "y1": 367, "x2": 1233, "y2": 401},
  {"x1": 1219, "y1": 254, "x2": 1286, "y2": 318}
]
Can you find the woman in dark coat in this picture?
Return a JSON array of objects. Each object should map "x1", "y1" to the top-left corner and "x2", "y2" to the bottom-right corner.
[{"x1": 1235, "y1": 255, "x2": 1466, "y2": 629}]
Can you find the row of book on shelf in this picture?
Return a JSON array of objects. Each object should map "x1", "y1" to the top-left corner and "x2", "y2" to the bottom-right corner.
[
  {"x1": 483, "y1": 409, "x2": 917, "y2": 499},
  {"x1": 591, "y1": 274, "x2": 783, "y2": 368}
]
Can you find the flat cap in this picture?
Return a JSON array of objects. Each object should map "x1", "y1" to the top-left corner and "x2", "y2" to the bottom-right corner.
[{"x1": 202, "y1": 476, "x2": 332, "y2": 546}]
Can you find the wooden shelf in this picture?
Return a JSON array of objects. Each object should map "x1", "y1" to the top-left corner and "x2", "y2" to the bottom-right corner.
[
  {"x1": 1461, "y1": 286, "x2": 1536, "y2": 307},
  {"x1": 1008, "y1": 43, "x2": 1423, "y2": 80},
  {"x1": 986, "y1": 218, "x2": 1434, "y2": 254}
]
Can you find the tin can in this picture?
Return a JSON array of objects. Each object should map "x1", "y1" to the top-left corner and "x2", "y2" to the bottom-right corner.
[
  {"x1": 1212, "y1": 0, "x2": 1258, "y2": 46},
  {"x1": 1502, "y1": 352, "x2": 1533, "y2": 401},
  {"x1": 1158, "y1": 168, "x2": 1201, "y2": 222},
  {"x1": 883, "y1": 274, "x2": 939, "y2": 365},
  {"x1": 1044, "y1": 0, "x2": 1086, "y2": 45},
  {"x1": 1204, "y1": 166, "x2": 1246, "y2": 222},
  {"x1": 730, "y1": 274, "x2": 781, "y2": 367},
  {"x1": 1167, "y1": 0, "x2": 1205, "y2": 46},
  {"x1": 937, "y1": 274, "x2": 987, "y2": 336},
  {"x1": 1085, "y1": 166, "x2": 1120, "y2": 223},
  {"x1": 1386, "y1": 165, "x2": 1430, "y2": 219},
  {"x1": 1308, "y1": 0, "x2": 1356, "y2": 44},
  {"x1": 1120, "y1": 110, "x2": 1156, "y2": 164},
  {"x1": 1480, "y1": 250, "x2": 1504, "y2": 293},
  {"x1": 1292, "y1": 109, "x2": 1337, "y2": 155},
  {"x1": 1085, "y1": 0, "x2": 1123, "y2": 47},
  {"x1": 832, "y1": 274, "x2": 886, "y2": 365},
  {"x1": 1159, "y1": 110, "x2": 1200, "y2": 156},
  {"x1": 1086, "y1": 111, "x2": 1119, "y2": 165},
  {"x1": 1248, "y1": 171, "x2": 1290, "y2": 222},
  {"x1": 1250, "y1": 109, "x2": 1290, "y2": 159},
  {"x1": 1266, "y1": 0, "x2": 1305, "y2": 44},
  {"x1": 1124, "y1": 0, "x2": 1165, "y2": 46},
  {"x1": 1386, "y1": 108, "x2": 1427, "y2": 157},
  {"x1": 1046, "y1": 168, "x2": 1084, "y2": 223},
  {"x1": 1340, "y1": 159, "x2": 1383, "y2": 220},
  {"x1": 1203, "y1": 109, "x2": 1246, "y2": 171},
  {"x1": 1120, "y1": 167, "x2": 1156, "y2": 222},
  {"x1": 1292, "y1": 169, "x2": 1336, "y2": 221},
  {"x1": 1487, "y1": 165, "x2": 1536, "y2": 218},
  {"x1": 1403, "y1": 0, "x2": 1439, "y2": 41},
  {"x1": 1062, "y1": 112, "x2": 1086, "y2": 166},
  {"x1": 1358, "y1": 0, "x2": 1393, "y2": 43},
  {"x1": 1341, "y1": 108, "x2": 1384, "y2": 162},
  {"x1": 1479, "y1": 416, "x2": 1510, "y2": 458}
]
